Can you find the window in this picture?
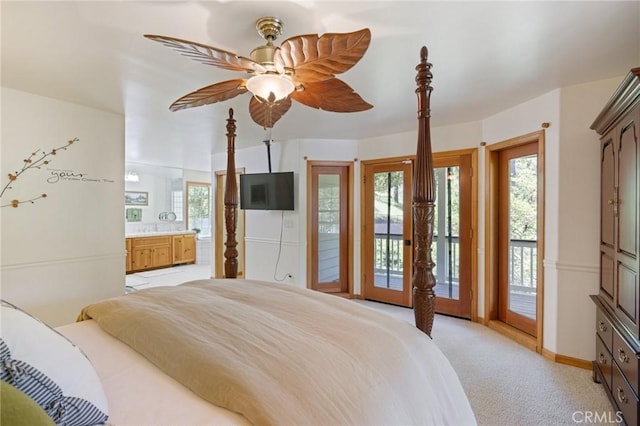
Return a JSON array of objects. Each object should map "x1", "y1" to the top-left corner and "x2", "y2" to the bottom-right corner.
[
  {"x1": 186, "y1": 182, "x2": 211, "y2": 237},
  {"x1": 171, "y1": 190, "x2": 184, "y2": 222}
]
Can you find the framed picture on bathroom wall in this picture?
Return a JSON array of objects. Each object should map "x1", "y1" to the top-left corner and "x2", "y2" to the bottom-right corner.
[
  {"x1": 125, "y1": 208, "x2": 142, "y2": 222},
  {"x1": 125, "y1": 191, "x2": 148, "y2": 206}
]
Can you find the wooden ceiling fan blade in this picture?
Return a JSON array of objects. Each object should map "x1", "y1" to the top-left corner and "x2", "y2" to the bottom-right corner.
[
  {"x1": 275, "y1": 28, "x2": 371, "y2": 83},
  {"x1": 144, "y1": 34, "x2": 266, "y2": 73},
  {"x1": 249, "y1": 96, "x2": 292, "y2": 129},
  {"x1": 170, "y1": 79, "x2": 248, "y2": 111},
  {"x1": 291, "y1": 78, "x2": 373, "y2": 112}
]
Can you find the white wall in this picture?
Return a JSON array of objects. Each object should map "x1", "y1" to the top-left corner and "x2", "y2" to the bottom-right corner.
[
  {"x1": 183, "y1": 169, "x2": 210, "y2": 184},
  {"x1": 554, "y1": 76, "x2": 623, "y2": 359},
  {"x1": 212, "y1": 142, "x2": 297, "y2": 281},
  {"x1": 212, "y1": 138, "x2": 359, "y2": 287},
  {"x1": 1, "y1": 88, "x2": 125, "y2": 327}
]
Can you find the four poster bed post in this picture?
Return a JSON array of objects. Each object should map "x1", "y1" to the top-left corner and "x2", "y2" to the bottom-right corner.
[
  {"x1": 221, "y1": 48, "x2": 437, "y2": 335},
  {"x1": 223, "y1": 108, "x2": 239, "y2": 278},
  {"x1": 412, "y1": 46, "x2": 437, "y2": 337}
]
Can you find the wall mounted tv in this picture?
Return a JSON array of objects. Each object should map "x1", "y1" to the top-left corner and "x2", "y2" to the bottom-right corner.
[{"x1": 239, "y1": 172, "x2": 294, "y2": 211}]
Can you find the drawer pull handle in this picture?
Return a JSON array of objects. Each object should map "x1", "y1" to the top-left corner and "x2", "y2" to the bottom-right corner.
[
  {"x1": 598, "y1": 353, "x2": 607, "y2": 364},
  {"x1": 618, "y1": 348, "x2": 629, "y2": 363},
  {"x1": 598, "y1": 321, "x2": 608, "y2": 332},
  {"x1": 616, "y1": 387, "x2": 628, "y2": 404}
]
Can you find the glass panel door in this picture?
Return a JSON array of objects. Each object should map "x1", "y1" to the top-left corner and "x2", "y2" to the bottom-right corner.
[
  {"x1": 499, "y1": 142, "x2": 538, "y2": 336},
  {"x1": 309, "y1": 164, "x2": 349, "y2": 293},
  {"x1": 363, "y1": 161, "x2": 412, "y2": 307},
  {"x1": 433, "y1": 166, "x2": 460, "y2": 300},
  {"x1": 317, "y1": 174, "x2": 341, "y2": 284},
  {"x1": 431, "y1": 152, "x2": 473, "y2": 318},
  {"x1": 374, "y1": 170, "x2": 405, "y2": 292},
  {"x1": 507, "y1": 154, "x2": 538, "y2": 320}
]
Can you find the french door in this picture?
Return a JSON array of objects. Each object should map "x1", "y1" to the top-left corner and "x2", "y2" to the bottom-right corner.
[
  {"x1": 432, "y1": 152, "x2": 473, "y2": 319},
  {"x1": 362, "y1": 160, "x2": 413, "y2": 306},
  {"x1": 308, "y1": 162, "x2": 351, "y2": 294},
  {"x1": 498, "y1": 141, "x2": 539, "y2": 336},
  {"x1": 362, "y1": 152, "x2": 475, "y2": 316}
]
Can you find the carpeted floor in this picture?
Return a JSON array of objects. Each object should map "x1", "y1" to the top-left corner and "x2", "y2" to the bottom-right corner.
[{"x1": 357, "y1": 300, "x2": 617, "y2": 426}]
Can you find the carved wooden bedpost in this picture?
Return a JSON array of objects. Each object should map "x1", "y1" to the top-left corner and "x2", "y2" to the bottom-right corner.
[
  {"x1": 224, "y1": 108, "x2": 238, "y2": 278},
  {"x1": 412, "y1": 46, "x2": 436, "y2": 336}
]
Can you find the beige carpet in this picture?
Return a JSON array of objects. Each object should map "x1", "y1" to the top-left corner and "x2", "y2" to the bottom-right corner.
[{"x1": 356, "y1": 300, "x2": 617, "y2": 426}]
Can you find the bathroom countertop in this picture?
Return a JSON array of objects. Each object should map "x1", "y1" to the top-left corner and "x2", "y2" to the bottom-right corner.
[{"x1": 125, "y1": 230, "x2": 197, "y2": 238}]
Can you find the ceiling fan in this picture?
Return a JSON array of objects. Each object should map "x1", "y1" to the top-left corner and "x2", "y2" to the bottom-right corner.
[{"x1": 145, "y1": 16, "x2": 373, "y2": 129}]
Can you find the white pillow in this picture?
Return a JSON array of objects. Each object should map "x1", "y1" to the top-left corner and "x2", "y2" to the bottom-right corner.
[{"x1": 0, "y1": 300, "x2": 108, "y2": 425}]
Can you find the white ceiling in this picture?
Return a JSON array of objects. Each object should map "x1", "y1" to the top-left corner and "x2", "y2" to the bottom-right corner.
[{"x1": 2, "y1": 1, "x2": 639, "y2": 172}]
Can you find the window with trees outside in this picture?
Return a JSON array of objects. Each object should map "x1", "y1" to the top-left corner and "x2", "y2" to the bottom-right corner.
[{"x1": 186, "y1": 182, "x2": 211, "y2": 238}]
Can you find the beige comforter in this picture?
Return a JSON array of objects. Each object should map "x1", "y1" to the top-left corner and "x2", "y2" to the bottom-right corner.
[{"x1": 79, "y1": 279, "x2": 475, "y2": 425}]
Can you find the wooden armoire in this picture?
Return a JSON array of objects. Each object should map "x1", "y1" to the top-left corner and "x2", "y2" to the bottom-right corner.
[{"x1": 591, "y1": 68, "x2": 640, "y2": 426}]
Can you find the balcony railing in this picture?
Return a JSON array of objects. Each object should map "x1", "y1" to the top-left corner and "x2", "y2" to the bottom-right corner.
[
  {"x1": 374, "y1": 234, "x2": 537, "y2": 296},
  {"x1": 508, "y1": 238, "x2": 537, "y2": 292}
]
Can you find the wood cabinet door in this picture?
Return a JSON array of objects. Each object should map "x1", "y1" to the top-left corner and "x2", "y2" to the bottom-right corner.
[
  {"x1": 173, "y1": 235, "x2": 196, "y2": 264},
  {"x1": 131, "y1": 248, "x2": 152, "y2": 270},
  {"x1": 153, "y1": 246, "x2": 171, "y2": 267},
  {"x1": 125, "y1": 239, "x2": 132, "y2": 272},
  {"x1": 182, "y1": 235, "x2": 196, "y2": 263},
  {"x1": 601, "y1": 138, "x2": 616, "y2": 249},
  {"x1": 617, "y1": 117, "x2": 638, "y2": 258},
  {"x1": 614, "y1": 112, "x2": 639, "y2": 336},
  {"x1": 173, "y1": 236, "x2": 184, "y2": 264},
  {"x1": 600, "y1": 137, "x2": 616, "y2": 301}
]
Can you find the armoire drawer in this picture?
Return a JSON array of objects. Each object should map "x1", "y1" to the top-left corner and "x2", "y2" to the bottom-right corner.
[
  {"x1": 612, "y1": 363, "x2": 639, "y2": 426},
  {"x1": 613, "y1": 329, "x2": 639, "y2": 397},
  {"x1": 596, "y1": 334, "x2": 613, "y2": 391},
  {"x1": 596, "y1": 308, "x2": 613, "y2": 350}
]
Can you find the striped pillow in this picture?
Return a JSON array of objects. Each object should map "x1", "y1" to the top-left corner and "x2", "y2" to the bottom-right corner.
[{"x1": 0, "y1": 301, "x2": 108, "y2": 425}]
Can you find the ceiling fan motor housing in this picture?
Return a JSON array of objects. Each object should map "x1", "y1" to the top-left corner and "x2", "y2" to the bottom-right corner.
[
  {"x1": 255, "y1": 16, "x2": 284, "y2": 42},
  {"x1": 251, "y1": 17, "x2": 284, "y2": 71},
  {"x1": 250, "y1": 44, "x2": 278, "y2": 70}
]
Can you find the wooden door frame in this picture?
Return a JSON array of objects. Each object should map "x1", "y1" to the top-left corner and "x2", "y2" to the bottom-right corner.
[
  {"x1": 306, "y1": 160, "x2": 354, "y2": 296},
  {"x1": 433, "y1": 148, "x2": 478, "y2": 320},
  {"x1": 361, "y1": 157, "x2": 414, "y2": 307},
  {"x1": 484, "y1": 130, "x2": 545, "y2": 353},
  {"x1": 360, "y1": 150, "x2": 477, "y2": 317}
]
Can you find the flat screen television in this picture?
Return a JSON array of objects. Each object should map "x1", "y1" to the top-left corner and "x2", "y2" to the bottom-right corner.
[{"x1": 239, "y1": 172, "x2": 294, "y2": 211}]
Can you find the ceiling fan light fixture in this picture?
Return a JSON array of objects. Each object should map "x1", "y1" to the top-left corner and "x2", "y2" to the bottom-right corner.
[{"x1": 246, "y1": 73, "x2": 295, "y2": 103}]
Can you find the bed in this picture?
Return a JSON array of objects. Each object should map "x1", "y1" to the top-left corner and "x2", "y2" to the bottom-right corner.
[
  {"x1": 221, "y1": 46, "x2": 439, "y2": 337},
  {"x1": 1, "y1": 48, "x2": 474, "y2": 426}
]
